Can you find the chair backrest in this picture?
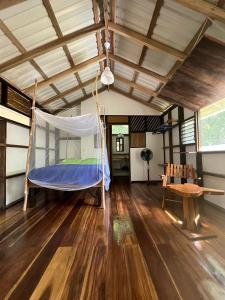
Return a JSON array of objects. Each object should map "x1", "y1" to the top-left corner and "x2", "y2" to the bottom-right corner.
[{"x1": 163, "y1": 163, "x2": 197, "y2": 187}]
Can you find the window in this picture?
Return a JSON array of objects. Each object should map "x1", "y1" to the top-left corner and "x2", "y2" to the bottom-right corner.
[
  {"x1": 112, "y1": 125, "x2": 129, "y2": 135},
  {"x1": 181, "y1": 117, "x2": 195, "y2": 145},
  {"x1": 116, "y1": 137, "x2": 124, "y2": 152},
  {"x1": 199, "y1": 98, "x2": 225, "y2": 151}
]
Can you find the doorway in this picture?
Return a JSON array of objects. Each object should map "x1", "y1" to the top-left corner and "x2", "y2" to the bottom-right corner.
[{"x1": 111, "y1": 124, "x2": 130, "y2": 177}]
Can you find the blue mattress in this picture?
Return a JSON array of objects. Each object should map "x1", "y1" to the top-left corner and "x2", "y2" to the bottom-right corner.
[{"x1": 28, "y1": 163, "x2": 110, "y2": 191}]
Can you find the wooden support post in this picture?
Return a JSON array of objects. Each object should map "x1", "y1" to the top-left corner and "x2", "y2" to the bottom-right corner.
[{"x1": 23, "y1": 80, "x2": 37, "y2": 211}]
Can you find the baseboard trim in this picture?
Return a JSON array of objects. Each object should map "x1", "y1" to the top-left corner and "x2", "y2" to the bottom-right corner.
[{"x1": 204, "y1": 198, "x2": 225, "y2": 213}]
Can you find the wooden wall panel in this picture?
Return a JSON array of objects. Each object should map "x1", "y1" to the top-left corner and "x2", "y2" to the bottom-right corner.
[
  {"x1": 160, "y1": 37, "x2": 225, "y2": 109},
  {"x1": 0, "y1": 119, "x2": 6, "y2": 208},
  {"x1": 107, "y1": 116, "x2": 129, "y2": 124},
  {"x1": 130, "y1": 132, "x2": 146, "y2": 148}
]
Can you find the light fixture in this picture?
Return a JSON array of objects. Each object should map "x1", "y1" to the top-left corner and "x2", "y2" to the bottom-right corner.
[
  {"x1": 101, "y1": 66, "x2": 114, "y2": 85},
  {"x1": 100, "y1": 37, "x2": 114, "y2": 85}
]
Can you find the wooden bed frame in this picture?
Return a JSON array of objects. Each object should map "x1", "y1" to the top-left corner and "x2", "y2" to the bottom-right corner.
[{"x1": 23, "y1": 76, "x2": 106, "y2": 211}]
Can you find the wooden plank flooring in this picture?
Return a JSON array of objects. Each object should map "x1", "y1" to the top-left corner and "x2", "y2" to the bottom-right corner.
[{"x1": 1, "y1": 182, "x2": 225, "y2": 299}]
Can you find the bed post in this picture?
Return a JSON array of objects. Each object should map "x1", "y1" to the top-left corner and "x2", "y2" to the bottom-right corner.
[
  {"x1": 94, "y1": 74, "x2": 105, "y2": 209},
  {"x1": 23, "y1": 80, "x2": 37, "y2": 211}
]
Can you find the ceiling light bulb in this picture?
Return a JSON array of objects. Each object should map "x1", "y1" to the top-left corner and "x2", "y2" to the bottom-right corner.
[
  {"x1": 104, "y1": 41, "x2": 110, "y2": 50},
  {"x1": 100, "y1": 67, "x2": 114, "y2": 85}
]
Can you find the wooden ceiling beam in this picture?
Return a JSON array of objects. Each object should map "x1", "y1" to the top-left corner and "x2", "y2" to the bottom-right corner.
[
  {"x1": 109, "y1": 53, "x2": 167, "y2": 83},
  {"x1": 130, "y1": 0, "x2": 164, "y2": 95},
  {"x1": 54, "y1": 86, "x2": 106, "y2": 114},
  {"x1": 42, "y1": 77, "x2": 99, "y2": 106},
  {"x1": 92, "y1": 0, "x2": 104, "y2": 72},
  {"x1": 0, "y1": 0, "x2": 26, "y2": 10},
  {"x1": 24, "y1": 54, "x2": 106, "y2": 92},
  {"x1": 157, "y1": 95, "x2": 200, "y2": 111},
  {"x1": 0, "y1": 22, "x2": 104, "y2": 73},
  {"x1": 114, "y1": 75, "x2": 157, "y2": 96},
  {"x1": 108, "y1": 22, "x2": 186, "y2": 61},
  {"x1": 110, "y1": 0, "x2": 116, "y2": 74},
  {"x1": 42, "y1": 0, "x2": 86, "y2": 97},
  {"x1": 174, "y1": 0, "x2": 225, "y2": 23},
  {"x1": 110, "y1": 86, "x2": 163, "y2": 111},
  {"x1": 0, "y1": 19, "x2": 68, "y2": 106}
]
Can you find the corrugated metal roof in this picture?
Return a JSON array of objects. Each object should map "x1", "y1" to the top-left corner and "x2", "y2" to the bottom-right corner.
[
  {"x1": 53, "y1": 74, "x2": 78, "y2": 92},
  {"x1": 2, "y1": 62, "x2": 43, "y2": 90},
  {"x1": 132, "y1": 89, "x2": 150, "y2": 101},
  {"x1": 67, "y1": 34, "x2": 98, "y2": 65},
  {"x1": 135, "y1": 73, "x2": 161, "y2": 91},
  {"x1": 114, "y1": 62, "x2": 134, "y2": 80},
  {"x1": 37, "y1": 86, "x2": 57, "y2": 102},
  {"x1": 64, "y1": 90, "x2": 84, "y2": 103},
  {"x1": 152, "y1": 97, "x2": 171, "y2": 110},
  {"x1": 34, "y1": 47, "x2": 70, "y2": 78},
  {"x1": 0, "y1": 0, "x2": 57, "y2": 51},
  {"x1": 152, "y1": 0, "x2": 205, "y2": 52},
  {"x1": 0, "y1": 0, "x2": 224, "y2": 113},
  {"x1": 78, "y1": 64, "x2": 100, "y2": 82},
  {"x1": 0, "y1": 30, "x2": 20, "y2": 63},
  {"x1": 142, "y1": 48, "x2": 177, "y2": 76},
  {"x1": 115, "y1": 34, "x2": 143, "y2": 64},
  {"x1": 50, "y1": 0, "x2": 94, "y2": 35},
  {"x1": 85, "y1": 81, "x2": 103, "y2": 95},
  {"x1": 46, "y1": 99, "x2": 65, "y2": 110},
  {"x1": 116, "y1": 0, "x2": 156, "y2": 35},
  {"x1": 114, "y1": 79, "x2": 130, "y2": 93}
]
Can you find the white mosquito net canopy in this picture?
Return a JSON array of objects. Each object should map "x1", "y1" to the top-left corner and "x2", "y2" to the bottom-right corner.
[{"x1": 28, "y1": 109, "x2": 110, "y2": 191}]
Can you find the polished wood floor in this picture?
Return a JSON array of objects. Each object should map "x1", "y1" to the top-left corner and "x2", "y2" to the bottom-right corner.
[{"x1": 1, "y1": 181, "x2": 225, "y2": 300}]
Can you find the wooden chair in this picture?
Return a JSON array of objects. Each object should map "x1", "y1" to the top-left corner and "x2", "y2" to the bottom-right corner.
[{"x1": 162, "y1": 163, "x2": 197, "y2": 209}]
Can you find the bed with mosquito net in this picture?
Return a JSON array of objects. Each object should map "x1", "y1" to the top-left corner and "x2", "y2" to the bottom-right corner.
[{"x1": 25, "y1": 109, "x2": 110, "y2": 209}]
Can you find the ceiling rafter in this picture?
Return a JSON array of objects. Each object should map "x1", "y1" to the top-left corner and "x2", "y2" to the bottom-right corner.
[
  {"x1": 42, "y1": 0, "x2": 86, "y2": 97},
  {"x1": 110, "y1": 0, "x2": 116, "y2": 74},
  {"x1": 0, "y1": 19, "x2": 68, "y2": 105},
  {"x1": 0, "y1": 23, "x2": 104, "y2": 73},
  {"x1": 108, "y1": 22, "x2": 186, "y2": 60},
  {"x1": 24, "y1": 54, "x2": 106, "y2": 92},
  {"x1": 0, "y1": 0, "x2": 26, "y2": 10},
  {"x1": 114, "y1": 75, "x2": 157, "y2": 97},
  {"x1": 158, "y1": 95, "x2": 199, "y2": 111},
  {"x1": 109, "y1": 53, "x2": 167, "y2": 82},
  {"x1": 150, "y1": 18, "x2": 212, "y2": 110},
  {"x1": 42, "y1": 77, "x2": 99, "y2": 106},
  {"x1": 217, "y1": 0, "x2": 225, "y2": 7},
  {"x1": 174, "y1": 0, "x2": 225, "y2": 23},
  {"x1": 111, "y1": 86, "x2": 163, "y2": 111},
  {"x1": 54, "y1": 86, "x2": 107, "y2": 114},
  {"x1": 92, "y1": 0, "x2": 104, "y2": 72},
  {"x1": 129, "y1": 0, "x2": 164, "y2": 96}
]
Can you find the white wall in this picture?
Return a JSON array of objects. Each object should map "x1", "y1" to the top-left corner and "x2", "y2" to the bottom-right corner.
[
  {"x1": 130, "y1": 133, "x2": 163, "y2": 181},
  {"x1": 202, "y1": 153, "x2": 225, "y2": 209},
  {"x1": 81, "y1": 90, "x2": 161, "y2": 115}
]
